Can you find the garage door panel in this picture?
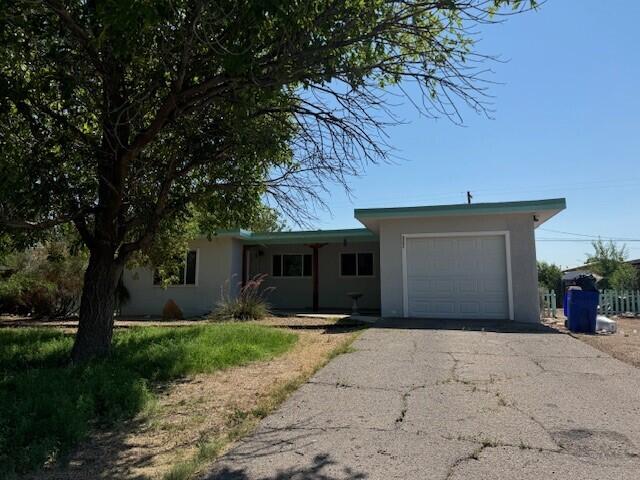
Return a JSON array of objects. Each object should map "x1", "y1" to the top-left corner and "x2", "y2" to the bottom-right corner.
[
  {"x1": 482, "y1": 302, "x2": 508, "y2": 315},
  {"x1": 481, "y1": 278, "x2": 506, "y2": 294},
  {"x1": 458, "y1": 279, "x2": 480, "y2": 294},
  {"x1": 407, "y1": 278, "x2": 456, "y2": 296},
  {"x1": 459, "y1": 302, "x2": 481, "y2": 314},
  {"x1": 405, "y1": 234, "x2": 510, "y2": 320},
  {"x1": 412, "y1": 301, "x2": 456, "y2": 316}
]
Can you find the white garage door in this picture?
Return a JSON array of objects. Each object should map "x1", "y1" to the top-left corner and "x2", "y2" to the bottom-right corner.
[{"x1": 404, "y1": 234, "x2": 510, "y2": 319}]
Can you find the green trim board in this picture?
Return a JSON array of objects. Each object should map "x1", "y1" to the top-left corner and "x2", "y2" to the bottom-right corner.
[
  {"x1": 208, "y1": 228, "x2": 378, "y2": 245},
  {"x1": 354, "y1": 198, "x2": 566, "y2": 220}
]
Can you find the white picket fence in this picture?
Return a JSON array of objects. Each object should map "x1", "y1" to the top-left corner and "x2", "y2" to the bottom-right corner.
[
  {"x1": 599, "y1": 290, "x2": 640, "y2": 316},
  {"x1": 540, "y1": 289, "x2": 640, "y2": 318},
  {"x1": 540, "y1": 289, "x2": 557, "y2": 318}
]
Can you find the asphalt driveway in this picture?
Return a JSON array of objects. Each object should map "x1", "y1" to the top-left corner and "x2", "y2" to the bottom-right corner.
[{"x1": 206, "y1": 319, "x2": 640, "y2": 479}]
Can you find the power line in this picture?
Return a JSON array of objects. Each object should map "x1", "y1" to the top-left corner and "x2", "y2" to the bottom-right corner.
[
  {"x1": 538, "y1": 228, "x2": 640, "y2": 241},
  {"x1": 327, "y1": 178, "x2": 640, "y2": 209},
  {"x1": 536, "y1": 238, "x2": 640, "y2": 242}
]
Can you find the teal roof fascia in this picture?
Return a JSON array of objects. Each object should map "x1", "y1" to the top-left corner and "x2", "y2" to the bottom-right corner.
[
  {"x1": 354, "y1": 198, "x2": 566, "y2": 220},
  {"x1": 244, "y1": 228, "x2": 377, "y2": 245},
  {"x1": 199, "y1": 228, "x2": 377, "y2": 244}
]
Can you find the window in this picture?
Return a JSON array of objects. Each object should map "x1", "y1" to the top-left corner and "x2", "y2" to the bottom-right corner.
[
  {"x1": 153, "y1": 250, "x2": 198, "y2": 286},
  {"x1": 272, "y1": 254, "x2": 312, "y2": 277},
  {"x1": 340, "y1": 253, "x2": 374, "y2": 277}
]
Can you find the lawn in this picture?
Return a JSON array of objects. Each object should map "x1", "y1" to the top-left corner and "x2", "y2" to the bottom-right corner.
[{"x1": 0, "y1": 323, "x2": 297, "y2": 478}]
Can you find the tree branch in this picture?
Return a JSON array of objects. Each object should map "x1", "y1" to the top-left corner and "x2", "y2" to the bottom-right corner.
[{"x1": 43, "y1": 0, "x2": 106, "y2": 75}]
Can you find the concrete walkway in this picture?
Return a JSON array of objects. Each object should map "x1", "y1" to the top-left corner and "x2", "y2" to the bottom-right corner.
[{"x1": 206, "y1": 319, "x2": 640, "y2": 479}]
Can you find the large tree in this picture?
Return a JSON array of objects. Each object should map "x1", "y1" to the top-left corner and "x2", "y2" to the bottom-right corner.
[{"x1": 0, "y1": 0, "x2": 535, "y2": 361}]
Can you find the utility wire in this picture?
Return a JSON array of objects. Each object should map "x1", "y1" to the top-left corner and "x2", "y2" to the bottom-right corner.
[
  {"x1": 538, "y1": 228, "x2": 640, "y2": 241},
  {"x1": 328, "y1": 178, "x2": 640, "y2": 209},
  {"x1": 536, "y1": 238, "x2": 640, "y2": 242}
]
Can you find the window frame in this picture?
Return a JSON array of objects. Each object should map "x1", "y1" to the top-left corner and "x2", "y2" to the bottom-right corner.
[
  {"x1": 339, "y1": 252, "x2": 375, "y2": 278},
  {"x1": 271, "y1": 253, "x2": 313, "y2": 278},
  {"x1": 152, "y1": 248, "x2": 199, "y2": 287}
]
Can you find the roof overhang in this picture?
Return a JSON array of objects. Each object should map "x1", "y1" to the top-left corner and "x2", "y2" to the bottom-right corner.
[
  {"x1": 206, "y1": 228, "x2": 378, "y2": 245},
  {"x1": 354, "y1": 198, "x2": 566, "y2": 233}
]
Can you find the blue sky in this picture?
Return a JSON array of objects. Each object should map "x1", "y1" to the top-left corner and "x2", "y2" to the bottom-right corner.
[{"x1": 302, "y1": 0, "x2": 640, "y2": 269}]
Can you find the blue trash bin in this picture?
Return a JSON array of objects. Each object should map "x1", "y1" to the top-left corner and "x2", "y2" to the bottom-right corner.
[{"x1": 566, "y1": 290, "x2": 599, "y2": 333}]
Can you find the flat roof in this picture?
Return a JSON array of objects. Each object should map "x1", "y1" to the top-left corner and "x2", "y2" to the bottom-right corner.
[
  {"x1": 355, "y1": 198, "x2": 566, "y2": 220},
  {"x1": 213, "y1": 228, "x2": 377, "y2": 245},
  {"x1": 209, "y1": 198, "x2": 566, "y2": 244}
]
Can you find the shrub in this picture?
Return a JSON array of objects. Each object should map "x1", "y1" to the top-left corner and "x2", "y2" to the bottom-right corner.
[
  {"x1": 610, "y1": 263, "x2": 639, "y2": 290},
  {"x1": 215, "y1": 274, "x2": 273, "y2": 321},
  {"x1": 0, "y1": 242, "x2": 86, "y2": 318},
  {"x1": 537, "y1": 261, "x2": 562, "y2": 293}
]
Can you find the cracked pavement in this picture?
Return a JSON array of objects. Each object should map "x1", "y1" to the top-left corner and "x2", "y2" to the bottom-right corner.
[{"x1": 205, "y1": 319, "x2": 640, "y2": 479}]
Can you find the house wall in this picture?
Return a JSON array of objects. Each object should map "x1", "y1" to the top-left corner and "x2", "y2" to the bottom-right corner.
[
  {"x1": 121, "y1": 237, "x2": 242, "y2": 317},
  {"x1": 378, "y1": 213, "x2": 539, "y2": 322},
  {"x1": 247, "y1": 241, "x2": 381, "y2": 311}
]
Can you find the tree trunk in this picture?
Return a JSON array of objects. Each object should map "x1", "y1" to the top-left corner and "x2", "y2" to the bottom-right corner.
[{"x1": 71, "y1": 247, "x2": 123, "y2": 363}]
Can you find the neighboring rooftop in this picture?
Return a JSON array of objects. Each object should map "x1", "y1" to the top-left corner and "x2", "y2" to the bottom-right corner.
[{"x1": 564, "y1": 258, "x2": 640, "y2": 273}]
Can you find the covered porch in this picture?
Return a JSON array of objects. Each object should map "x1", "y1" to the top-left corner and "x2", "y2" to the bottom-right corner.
[{"x1": 240, "y1": 229, "x2": 381, "y2": 313}]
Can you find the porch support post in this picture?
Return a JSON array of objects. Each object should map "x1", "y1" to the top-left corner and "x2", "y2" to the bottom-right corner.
[
  {"x1": 241, "y1": 245, "x2": 248, "y2": 287},
  {"x1": 307, "y1": 243, "x2": 328, "y2": 312}
]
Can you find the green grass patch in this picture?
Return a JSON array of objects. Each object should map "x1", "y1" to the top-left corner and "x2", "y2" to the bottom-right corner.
[{"x1": 0, "y1": 323, "x2": 297, "y2": 478}]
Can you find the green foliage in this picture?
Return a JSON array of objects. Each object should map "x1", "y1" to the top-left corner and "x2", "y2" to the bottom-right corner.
[
  {"x1": 0, "y1": 324, "x2": 297, "y2": 477},
  {"x1": 0, "y1": 0, "x2": 536, "y2": 357},
  {"x1": 586, "y1": 240, "x2": 628, "y2": 289},
  {"x1": 243, "y1": 206, "x2": 287, "y2": 233},
  {"x1": 0, "y1": 0, "x2": 534, "y2": 254},
  {"x1": 0, "y1": 241, "x2": 87, "y2": 317},
  {"x1": 537, "y1": 261, "x2": 562, "y2": 293},
  {"x1": 215, "y1": 274, "x2": 273, "y2": 321},
  {"x1": 609, "y1": 263, "x2": 639, "y2": 291}
]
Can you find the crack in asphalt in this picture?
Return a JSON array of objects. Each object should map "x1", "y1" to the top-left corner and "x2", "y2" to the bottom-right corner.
[
  {"x1": 394, "y1": 385, "x2": 426, "y2": 426},
  {"x1": 293, "y1": 334, "x2": 637, "y2": 479},
  {"x1": 439, "y1": 349, "x2": 566, "y2": 472},
  {"x1": 306, "y1": 380, "x2": 404, "y2": 393},
  {"x1": 424, "y1": 350, "x2": 605, "y2": 359}
]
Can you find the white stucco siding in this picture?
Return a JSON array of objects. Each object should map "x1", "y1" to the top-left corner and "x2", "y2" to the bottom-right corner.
[
  {"x1": 378, "y1": 213, "x2": 540, "y2": 322},
  {"x1": 247, "y1": 241, "x2": 381, "y2": 310},
  {"x1": 121, "y1": 237, "x2": 241, "y2": 317}
]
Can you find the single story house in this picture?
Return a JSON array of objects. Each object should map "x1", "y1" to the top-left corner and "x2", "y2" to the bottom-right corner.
[{"x1": 122, "y1": 197, "x2": 566, "y2": 322}]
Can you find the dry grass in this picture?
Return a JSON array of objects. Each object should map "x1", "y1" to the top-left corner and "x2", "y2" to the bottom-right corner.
[
  {"x1": 0, "y1": 314, "x2": 207, "y2": 331},
  {"x1": 31, "y1": 316, "x2": 365, "y2": 480}
]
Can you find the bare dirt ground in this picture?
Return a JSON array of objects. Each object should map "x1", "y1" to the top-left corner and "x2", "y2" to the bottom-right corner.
[
  {"x1": 544, "y1": 314, "x2": 640, "y2": 368},
  {"x1": 0, "y1": 314, "x2": 204, "y2": 330},
  {"x1": 24, "y1": 316, "x2": 364, "y2": 480}
]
